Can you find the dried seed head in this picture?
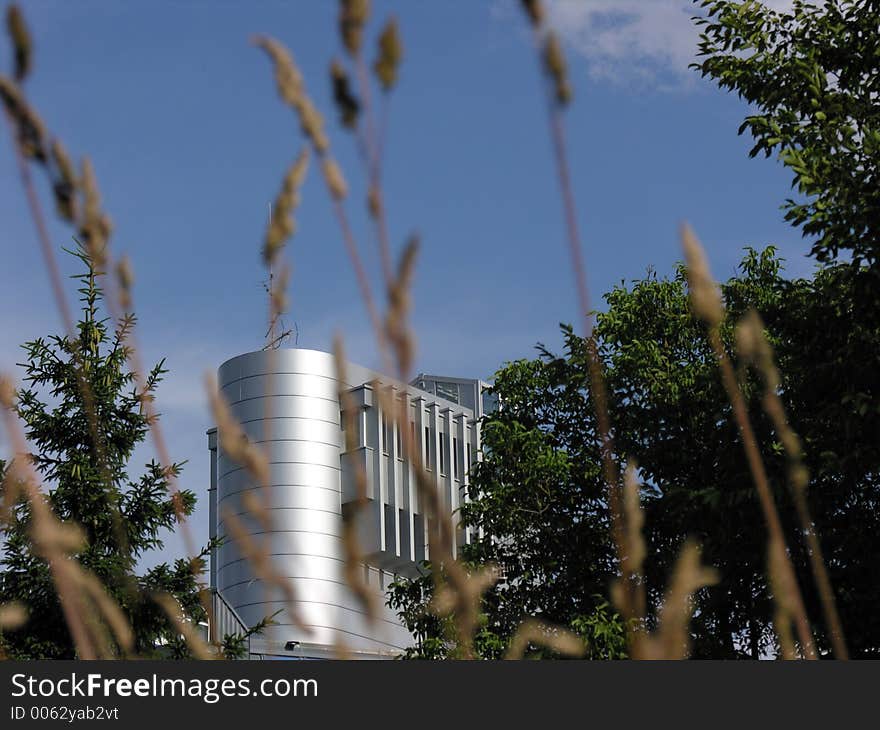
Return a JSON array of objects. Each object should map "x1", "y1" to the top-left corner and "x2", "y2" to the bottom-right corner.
[
  {"x1": 653, "y1": 540, "x2": 718, "y2": 659},
  {"x1": 339, "y1": 0, "x2": 370, "y2": 56},
  {"x1": 428, "y1": 563, "x2": 500, "y2": 658},
  {"x1": 78, "y1": 157, "x2": 112, "y2": 270},
  {"x1": 50, "y1": 138, "x2": 78, "y2": 222},
  {"x1": 80, "y1": 571, "x2": 134, "y2": 653},
  {"x1": 735, "y1": 309, "x2": 779, "y2": 390},
  {"x1": 367, "y1": 184, "x2": 380, "y2": 219},
  {"x1": 767, "y1": 536, "x2": 798, "y2": 658},
  {"x1": 734, "y1": 312, "x2": 760, "y2": 362},
  {"x1": 622, "y1": 462, "x2": 645, "y2": 575},
  {"x1": 334, "y1": 338, "x2": 358, "y2": 453},
  {"x1": 206, "y1": 374, "x2": 270, "y2": 486},
  {"x1": 154, "y1": 593, "x2": 215, "y2": 660},
  {"x1": 298, "y1": 95, "x2": 329, "y2": 153},
  {"x1": 330, "y1": 59, "x2": 360, "y2": 129},
  {"x1": 0, "y1": 375, "x2": 16, "y2": 409},
  {"x1": 430, "y1": 564, "x2": 499, "y2": 617},
  {"x1": 681, "y1": 223, "x2": 723, "y2": 327},
  {"x1": 269, "y1": 265, "x2": 290, "y2": 320},
  {"x1": 252, "y1": 35, "x2": 304, "y2": 108},
  {"x1": 505, "y1": 618, "x2": 585, "y2": 659},
  {"x1": 253, "y1": 36, "x2": 329, "y2": 153},
  {"x1": 116, "y1": 255, "x2": 134, "y2": 312},
  {"x1": 220, "y1": 505, "x2": 311, "y2": 633},
  {"x1": 322, "y1": 157, "x2": 348, "y2": 200},
  {"x1": 0, "y1": 601, "x2": 27, "y2": 630},
  {"x1": 263, "y1": 147, "x2": 310, "y2": 266},
  {"x1": 385, "y1": 235, "x2": 418, "y2": 377},
  {"x1": 241, "y1": 488, "x2": 273, "y2": 533},
  {"x1": 737, "y1": 309, "x2": 809, "y2": 493},
  {"x1": 0, "y1": 75, "x2": 46, "y2": 160},
  {"x1": 6, "y1": 4, "x2": 31, "y2": 82},
  {"x1": 374, "y1": 17, "x2": 402, "y2": 92},
  {"x1": 33, "y1": 517, "x2": 86, "y2": 554},
  {"x1": 543, "y1": 32, "x2": 572, "y2": 106},
  {"x1": 334, "y1": 336, "x2": 379, "y2": 623},
  {"x1": 520, "y1": 0, "x2": 545, "y2": 27}
]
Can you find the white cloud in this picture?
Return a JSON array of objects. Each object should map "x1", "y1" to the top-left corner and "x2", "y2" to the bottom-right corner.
[{"x1": 544, "y1": 0, "x2": 796, "y2": 88}]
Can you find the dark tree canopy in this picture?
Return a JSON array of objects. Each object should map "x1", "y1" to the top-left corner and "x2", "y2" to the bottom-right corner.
[
  {"x1": 390, "y1": 250, "x2": 879, "y2": 658},
  {"x1": 601, "y1": 251, "x2": 879, "y2": 657}
]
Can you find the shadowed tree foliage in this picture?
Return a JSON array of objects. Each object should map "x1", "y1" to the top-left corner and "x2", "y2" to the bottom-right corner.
[
  {"x1": 601, "y1": 251, "x2": 879, "y2": 657},
  {"x1": 390, "y1": 249, "x2": 878, "y2": 658}
]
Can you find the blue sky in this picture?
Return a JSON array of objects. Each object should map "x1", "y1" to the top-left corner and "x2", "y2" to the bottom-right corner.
[{"x1": 0, "y1": 0, "x2": 811, "y2": 565}]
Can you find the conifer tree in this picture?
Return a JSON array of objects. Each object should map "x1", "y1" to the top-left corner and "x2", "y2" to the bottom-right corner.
[{"x1": 0, "y1": 246, "x2": 210, "y2": 658}]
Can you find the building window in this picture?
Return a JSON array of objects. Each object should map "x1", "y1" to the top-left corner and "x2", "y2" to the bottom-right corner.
[
  {"x1": 382, "y1": 415, "x2": 390, "y2": 455},
  {"x1": 439, "y1": 433, "x2": 447, "y2": 476},
  {"x1": 453, "y1": 436, "x2": 458, "y2": 480},
  {"x1": 424, "y1": 425, "x2": 430, "y2": 469},
  {"x1": 467, "y1": 443, "x2": 472, "y2": 472},
  {"x1": 481, "y1": 386, "x2": 498, "y2": 416},
  {"x1": 436, "y1": 380, "x2": 459, "y2": 403}
]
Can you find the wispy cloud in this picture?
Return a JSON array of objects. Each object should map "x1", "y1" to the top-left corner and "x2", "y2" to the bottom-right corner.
[{"x1": 541, "y1": 0, "x2": 795, "y2": 89}]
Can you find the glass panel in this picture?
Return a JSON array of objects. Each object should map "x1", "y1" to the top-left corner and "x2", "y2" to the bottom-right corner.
[
  {"x1": 435, "y1": 381, "x2": 460, "y2": 403},
  {"x1": 424, "y1": 425, "x2": 430, "y2": 468},
  {"x1": 481, "y1": 387, "x2": 499, "y2": 415}
]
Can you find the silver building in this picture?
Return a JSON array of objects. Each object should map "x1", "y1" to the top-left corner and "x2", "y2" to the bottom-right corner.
[{"x1": 207, "y1": 348, "x2": 490, "y2": 659}]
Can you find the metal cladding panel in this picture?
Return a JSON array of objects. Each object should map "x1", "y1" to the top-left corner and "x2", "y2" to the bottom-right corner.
[
  {"x1": 222, "y1": 577, "x2": 379, "y2": 614},
  {"x1": 229, "y1": 395, "x2": 340, "y2": 426},
  {"x1": 216, "y1": 532, "x2": 346, "y2": 573},
  {"x1": 237, "y1": 418, "x2": 341, "y2": 447},
  {"x1": 218, "y1": 509, "x2": 343, "y2": 540},
  {"x1": 233, "y1": 602, "x2": 412, "y2": 653},
  {"x1": 218, "y1": 440, "x2": 341, "y2": 478},
  {"x1": 219, "y1": 485, "x2": 340, "y2": 516},
  {"x1": 221, "y1": 462, "x2": 340, "y2": 495},
  {"x1": 222, "y1": 373, "x2": 340, "y2": 402},
  {"x1": 217, "y1": 554, "x2": 347, "y2": 587},
  {"x1": 222, "y1": 348, "x2": 340, "y2": 380}
]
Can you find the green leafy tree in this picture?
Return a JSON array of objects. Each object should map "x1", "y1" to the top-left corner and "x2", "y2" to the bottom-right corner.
[
  {"x1": 387, "y1": 345, "x2": 628, "y2": 659},
  {"x1": 687, "y1": 0, "x2": 880, "y2": 655},
  {"x1": 0, "y1": 247, "x2": 212, "y2": 658},
  {"x1": 604, "y1": 251, "x2": 880, "y2": 657},
  {"x1": 695, "y1": 0, "x2": 880, "y2": 268},
  {"x1": 390, "y1": 248, "x2": 879, "y2": 658}
]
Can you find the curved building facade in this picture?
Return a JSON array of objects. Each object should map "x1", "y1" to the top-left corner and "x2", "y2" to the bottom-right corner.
[{"x1": 207, "y1": 348, "x2": 489, "y2": 659}]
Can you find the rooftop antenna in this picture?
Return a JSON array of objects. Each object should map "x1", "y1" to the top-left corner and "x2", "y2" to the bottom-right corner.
[{"x1": 263, "y1": 201, "x2": 294, "y2": 351}]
